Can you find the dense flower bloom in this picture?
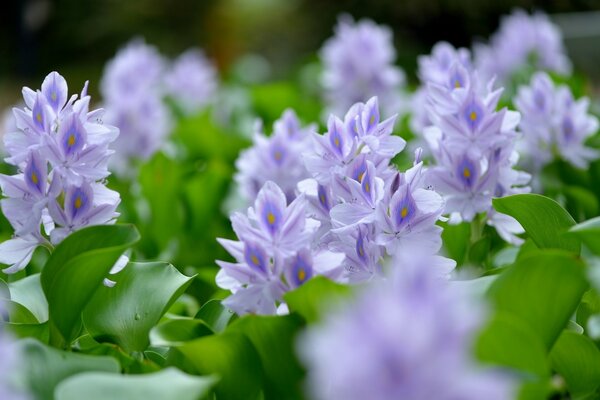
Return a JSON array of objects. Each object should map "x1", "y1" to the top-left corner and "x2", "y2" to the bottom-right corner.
[
  {"x1": 0, "y1": 72, "x2": 120, "y2": 273},
  {"x1": 101, "y1": 39, "x2": 172, "y2": 170},
  {"x1": 165, "y1": 49, "x2": 218, "y2": 115},
  {"x1": 320, "y1": 16, "x2": 405, "y2": 117},
  {"x1": 216, "y1": 181, "x2": 344, "y2": 315},
  {"x1": 515, "y1": 72, "x2": 599, "y2": 171},
  {"x1": 298, "y1": 254, "x2": 514, "y2": 400},
  {"x1": 474, "y1": 9, "x2": 571, "y2": 84},
  {"x1": 235, "y1": 110, "x2": 315, "y2": 204},
  {"x1": 424, "y1": 69, "x2": 530, "y2": 244}
]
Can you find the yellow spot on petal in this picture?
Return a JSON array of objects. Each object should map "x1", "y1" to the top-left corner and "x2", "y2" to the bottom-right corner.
[
  {"x1": 357, "y1": 171, "x2": 365, "y2": 183},
  {"x1": 454, "y1": 80, "x2": 461, "y2": 88},
  {"x1": 319, "y1": 194, "x2": 326, "y2": 205},
  {"x1": 31, "y1": 172, "x2": 39, "y2": 185},
  {"x1": 358, "y1": 244, "x2": 364, "y2": 257},
  {"x1": 68, "y1": 134, "x2": 76, "y2": 147},
  {"x1": 74, "y1": 196, "x2": 82, "y2": 209},
  {"x1": 365, "y1": 182, "x2": 370, "y2": 193},
  {"x1": 251, "y1": 255, "x2": 259, "y2": 265},
  {"x1": 369, "y1": 115, "x2": 375, "y2": 126},
  {"x1": 469, "y1": 111, "x2": 477, "y2": 121},
  {"x1": 334, "y1": 137, "x2": 340, "y2": 148},
  {"x1": 36, "y1": 113, "x2": 42, "y2": 123},
  {"x1": 51, "y1": 92, "x2": 57, "y2": 101},
  {"x1": 267, "y1": 212, "x2": 276, "y2": 225},
  {"x1": 401, "y1": 207, "x2": 408, "y2": 218},
  {"x1": 274, "y1": 151, "x2": 282, "y2": 161},
  {"x1": 463, "y1": 167, "x2": 471, "y2": 178},
  {"x1": 297, "y1": 268, "x2": 306, "y2": 282}
]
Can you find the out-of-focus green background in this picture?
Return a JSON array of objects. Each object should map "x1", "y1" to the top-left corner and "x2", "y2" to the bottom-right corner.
[{"x1": 1, "y1": 0, "x2": 600, "y2": 108}]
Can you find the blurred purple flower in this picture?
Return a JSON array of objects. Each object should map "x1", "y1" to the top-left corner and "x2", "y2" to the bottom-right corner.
[
  {"x1": 298, "y1": 254, "x2": 515, "y2": 400},
  {"x1": 320, "y1": 16, "x2": 406, "y2": 117},
  {"x1": 474, "y1": 9, "x2": 571, "y2": 83},
  {"x1": 165, "y1": 49, "x2": 218, "y2": 115}
]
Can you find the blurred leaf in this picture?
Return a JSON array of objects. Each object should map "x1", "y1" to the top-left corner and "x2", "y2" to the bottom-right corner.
[
  {"x1": 83, "y1": 262, "x2": 195, "y2": 353},
  {"x1": 150, "y1": 318, "x2": 213, "y2": 346},
  {"x1": 7, "y1": 321, "x2": 49, "y2": 342},
  {"x1": 18, "y1": 338, "x2": 119, "y2": 400},
  {"x1": 1, "y1": 299, "x2": 38, "y2": 324},
  {"x1": 170, "y1": 332, "x2": 264, "y2": 400},
  {"x1": 8, "y1": 274, "x2": 48, "y2": 323},
  {"x1": 563, "y1": 186, "x2": 598, "y2": 221},
  {"x1": 284, "y1": 276, "x2": 352, "y2": 323},
  {"x1": 487, "y1": 250, "x2": 588, "y2": 350},
  {"x1": 493, "y1": 194, "x2": 579, "y2": 253},
  {"x1": 228, "y1": 314, "x2": 305, "y2": 400},
  {"x1": 41, "y1": 224, "x2": 140, "y2": 347},
  {"x1": 549, "y1": 331, "x2": 600, "y2": 396},
  {"x1": 569, "y1": 217, "x2": 600, "y2": 255},
  {"x1": 441, "y1": 222, "x2": 470, "y2": 266},
  {"x1": 195, "y1": 299, "x2": 236, "y2": 333},
  {"x1": 55, "y1": 367, "x2": 217, "y2": 400}
]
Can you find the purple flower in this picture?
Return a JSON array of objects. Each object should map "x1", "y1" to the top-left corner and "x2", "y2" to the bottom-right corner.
[
  {"x1": 515, "y1": 72, "x2": 599, "y2": 171},
  {"x1": 165, "y1": 49, "x2": 218, "y2": 115},
  {"x1": 298, "y1": 254, "x2": 515, "y2": 400},
  {"x1": 474, "y1": 9, "x2": 571, "y2": 84},
  {"x1": 320, "y1": 16, "x2": 406, "y2": 117},
  {"x1": 0, "y1": 72, "x2": 121, "y2": 273},
  {"x1": 216, "y1": 181, "x2": 344, "y2": 315},
  {"x1": 235, "y1": 110, "x2": 315, "y2": 204}
]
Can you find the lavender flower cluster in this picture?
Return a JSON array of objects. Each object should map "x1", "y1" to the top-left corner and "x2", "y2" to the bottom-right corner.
[
  {"x1": 299, "y1": 254, "x2": 514, "y2": 400},
  {"x1": 218, "y1": 97, "x2": 454, "y2": 314},
  {"x1": 320, "y1": 16, "x2": 406, "y2": 117},
  {"x1": 0, "y1": 72, "x2": 121, "y2": 273},
  {"x1": 515, "y1": 72, "x2": 599, "y2": 171},
  {"x1": 101, "y1": 40, "x2": 218, "y2": 172}
]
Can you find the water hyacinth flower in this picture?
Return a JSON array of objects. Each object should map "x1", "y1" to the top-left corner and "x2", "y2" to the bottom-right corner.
[
  {"x1": 164, "y1": 49, "x2": 218, "y2": 115},
  {"x1": 424, "y1": 68, "x2": 530, "y2": 244},
  {"x1": 235, "y1": 110, "x2": 315, "y2": 204},
  {"x1": 298, "y1": 254, "x2": 515, "y2": 400},
  {"x1": 474, "y1": 9, "x2": 571, "y2": 84},
  {"x1": 320, "y1": 16, "x2": 406, "y2": 117},
  {"x1": 216, "y1": 181, "x2": 344, "y2": 315},
  {"x1": 101, "y1": 39, "x2": 172, "y2": 171},
  {"x1": 515, "y1": 72, "x2": 599, "y2": 171},
  {"x1": 0, "y1": 71, "x2": 121, "y2": 273}
]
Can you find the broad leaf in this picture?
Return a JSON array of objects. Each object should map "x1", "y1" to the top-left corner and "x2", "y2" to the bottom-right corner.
[
  {"x1": 195, "y1": 299, "x2": 236, "y2": 333},
  {"x1": 284, "y1": 276, "x2": 352, "y2": 323},
  {"x1": 9, "y1": 274, "x2": 48, "y2": 323},
  {"x1": 83, "y1": 262, "x2": 195, "y2": 352},
  {"x1": 55, "y1": 368, "x2": 217, "y2": 400},
  {"x1": 549, "y1": 331, "x2": 600, "y2": 396},
  {"x1": 569, "y1": 217, "x2": 600, "y2": 255},
  {"x1": 42, "y1": 224, "x2": 140, "y2": 347},
  {"x1": 150, "y1": 318, "x2": 213, "y2": 346}
]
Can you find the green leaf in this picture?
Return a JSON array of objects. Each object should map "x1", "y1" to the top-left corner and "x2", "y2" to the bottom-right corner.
[
  {"x1": 170, "y1": 333, "x2": 264, "y2": 400},
  {"x1": 8, "y1": 274, "x2": 48, "y2": 323},
  {"x1": 17, "y1": 338, "x2": 119, "y2": 400},
  {"x1": 569, "y1": 217, "x2": 600, "y2": 255},
  {"x1": 7, "y1": 322, "x2": 49, "y2": 342},
  {"x1": 41, "y1": 224, "x2": 140, "y2": 347},
  {"x1": 550, "y1": 331, "x2": 600, "y2": 396},
  {"x1": 487, "y1": 250, "x2": 588, "y2": 350},
  {"x1": 228, "y1": 315, "x2": 305, "y2": 400},
  {"x1": 55, "y1": 368, "x2": 217, "y2": 400},
  {"x1": 150, "y1": 318, "x2": 213, "y2": 346},
  {"x1": 476, "y1": 312, "x2": 549, "y2": 377},
  {"x1": 441, "y1": 222, "x2": 470, "y2": 266},
  {"x1": 195, "y1": 299, "x2": 236, "y2": 333},
  {"x1": 83, "y1": 262, "x2": 195, "y2": 353},
  {"x1": 493, "y1": 194, "x2": 579, "y2": 253},
  {"x1": 284, "y1": 276, "x2": 352, "y2": 323},
  {"x1": 1, "y1": 299, "x2": 38, "y2": 323}
]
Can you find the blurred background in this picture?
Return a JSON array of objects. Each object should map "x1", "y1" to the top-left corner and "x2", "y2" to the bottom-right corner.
[{"x1": 2, "y1": 0, "x2": 600, "y2": 109}]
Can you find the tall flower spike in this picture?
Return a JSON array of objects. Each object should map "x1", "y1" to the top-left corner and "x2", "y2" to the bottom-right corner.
[
  {"x1": 0, "y1": 71, "x2": 121, "y2": 273},
  {"x1": 298, "y1": 253, "x2": 515, "y2": 400}
]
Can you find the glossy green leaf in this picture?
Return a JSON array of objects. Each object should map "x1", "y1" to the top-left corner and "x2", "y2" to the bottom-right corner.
[
  {"x1": 569, "y1": 217, "x2": 600, "y2": 255},
  {"x1": 9, "y1": 274, "x2": 48, "y2": 323},
  {"x1": 42, "y1": 224, "x2": 140, "y2": 346},
  {"x1": 7, "y1": 322, "x2": 49, "y2": 342},
  {"x1": 17, "y1": 338, "x2": 119, "y2": 400},
  {"x1": 150, "y1": 318, "x2": 213, "y2": 346},
  {"x1": 55, "y1": 367, "x2": 217, "y2": 400},
  {"x1": 83, "y1": 262, "x2": 195, "y2": 352},
  {"x1": 493, "y1": 194, "x2": 579, "y2": 252},
  {"x1": 284, "y1": 276, "x2": 352, "y2": 323},
  {"x1": 487, "y1": 250, "x2": 588, "y2": 350},
  {"x1": 170, "y1": 332, "x2": 264, "y2": 400},
  {"x1": 550, "y1": 331, "x2": 600, "y2": 396},
  {"x1": 1, "y1": 299, "x2": 38, "y2": 323},
  {"x1": 195, "y1": 299, "x2": 236, "y2": 333},
  {"x1": 228, "y1": 315, "x2": 305, "y2": 400}
]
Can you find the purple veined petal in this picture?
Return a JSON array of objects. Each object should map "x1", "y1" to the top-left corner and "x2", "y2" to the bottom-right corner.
[
  {"x1": 456, "y1": 156, "x2": 478, "y2": 188},
  {"x1": 361, "y1": 97, "x2": 380, "y2": 133},
  {"x1": 349, "y1": 154, "x2": 368, "y2": 183},
  {"x1": 255, "y1": 181, "x2": 287, "y2": 238},
  {"x1": 286, "y1": 249, "x2": 314, "y2": 288},
  {"x1": 0, "y1": 174, "x2": 29, "y2": 198},
  {"x1": 64, "y1": 182, "x2": 94, "y2": 223},
  {"x1": 216, "y1": 238, "x2": 245, "y2": 261},
  {"x1": 389, "y1": 184, "x2": 417, "y2": 231},
  {"x1": 462, "y1": 96, "x2": 485, "y2": 132},
  {"x1": 355, "y1": 228, "x2": 369, "y2": 264},
  {"x1": 23, "y1": 152, "x2": 47, "y2": 196},
  {"x1": 243, "y1": 241, "x2": 269, "y2": 275},
  {"x1": 269, "y1": 139, "x2": 288, "y2": 167},
  {"x1": 281, "y1": 193, "x2": 308, "y2": 239},
  {"x1": 0, "y1": 235, "x2": 40, "y2": 274},
  {"x1": 317, "y1": 184, "x2": 332, "y2": 212},
  {"x1": 344, "y1": 102, "x2": 363, "y2": 138},
  {"x1": 327, "y1": 115, "x2": 346, "y2": 158},
  {"x1": 59, "y1": 113, "x2": 87, "y2": 156},
  {"x1": 31, "y1": 92, "x2": 50, "y2": 133},
  {"x1": 561, "y1": 115, "x2": 575, "y2": 142},
  {"x1": 41, "y1": 71, "x2": 68, "y2": 112},
  {"x1": 22, "y1": 87, "x2": 37, "y2": 109}
]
